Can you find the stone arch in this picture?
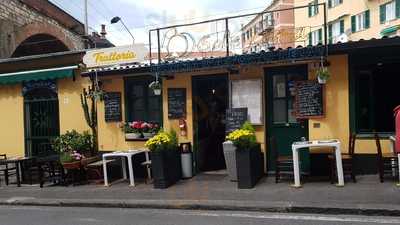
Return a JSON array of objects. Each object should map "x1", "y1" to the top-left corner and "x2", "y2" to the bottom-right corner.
[{"x1": 11, "y1": 22, "x2": 78, "y2": 57}]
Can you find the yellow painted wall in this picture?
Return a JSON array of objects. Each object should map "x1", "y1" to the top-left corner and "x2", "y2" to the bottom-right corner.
[
  {"x1": 295, "y1": 0, "x2": 400, "y2": 43},
  {"x1": 0, "y1": 83, "x2": 24, "y2": 157}
]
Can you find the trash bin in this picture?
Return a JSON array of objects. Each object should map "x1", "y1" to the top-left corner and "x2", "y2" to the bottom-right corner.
[{"x1": 180, "y1": 142, "x2": 193, "y2": 179}]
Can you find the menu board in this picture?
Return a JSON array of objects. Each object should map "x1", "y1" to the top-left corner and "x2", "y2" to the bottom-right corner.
[
  {"x1": 104, "y1": 92, "x2": 122, "y2": 122},
  {"x1": 295, "y1": 81, "x2": 324, "y2": 118},
  {"x1": 225, "y1": 108, "x2": 248, "y2": 134},
  {"x1": 231, "y1": 79, "x2": 263, "y2": 124},
  {"x1": 168, "y1": 88, "x2": 186, "y2": 119}
]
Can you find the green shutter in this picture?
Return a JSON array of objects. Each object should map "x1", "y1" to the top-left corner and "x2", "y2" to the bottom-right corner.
[
  {"x1": 315, "y1": 0, "x2": 319, "y2": 14},
  {"x1": 396, "y1": 0, "x2": 400, "y2": 18},
  {"x1": 328, "y1": 24, "x2": 333, "y2": 44},
  {"x1": 365, "y1": 10, "x2": 370, "y2": 29},
  {"x1": 328, "y1": 0, "x2": 332, "y2": 8},
  {"x1": 309, "y1": 32, "x2": 312, "y2": 45},
  {"x1": 339, "y1": 0, "x2": 343, "y2": 3},
  {"x1": 351, "y1": 15, "x2": 356, "y2": 32},
  {"x1": 380, "y1": 4, "x2": 386, "y2": 24},
  {"x1": 340, "y1": 20, "x2": 345, "y2": 33},
  {"x1": 308, "y1": 3, "x2": 312, "y2": 17},
  {"x1": 318, "y1": 28, "x2": 322, "y2": 44}
]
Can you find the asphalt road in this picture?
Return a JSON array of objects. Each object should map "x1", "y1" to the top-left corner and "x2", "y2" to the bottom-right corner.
[{"x1": 1, "y1": 206, "x2": 400, "y2": 225}]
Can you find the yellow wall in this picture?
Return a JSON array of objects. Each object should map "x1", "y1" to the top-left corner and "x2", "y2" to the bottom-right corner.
[
  {"x1": 0, "y1": 83, "x2": 24, "y2": 157},
  {"x1": 295, "y1": 0, "x2": 400, "y2": 43}
]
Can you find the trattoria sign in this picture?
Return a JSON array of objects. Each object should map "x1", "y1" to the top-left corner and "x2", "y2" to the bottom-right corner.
[{"x1": 83, "y1": 44, "x2": 147, "y2": 68}]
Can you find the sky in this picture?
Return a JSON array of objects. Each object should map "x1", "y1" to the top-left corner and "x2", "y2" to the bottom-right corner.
[{"x1": 49, "y1": 0, "x2": 271, "y2": 47}]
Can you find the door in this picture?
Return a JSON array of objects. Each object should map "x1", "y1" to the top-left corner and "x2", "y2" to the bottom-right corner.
[
  {"x1": 24, "y1": 88, "x2": 60, "y2": 157},
  {"x1": 266, "y1": 65, "x2": 309, "y2": 172},
  {"x1": 192, "y1": 74, "x2": 228, "y2": 172}
]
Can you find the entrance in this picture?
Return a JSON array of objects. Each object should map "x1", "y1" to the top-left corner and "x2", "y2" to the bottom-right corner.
[
  {"x1": 24, "y1": 82, "x2": 60, "y2": 157},
  {"x1": 192, "y1": 74, "x2": 228, "y2": 172},
  {"x1": 265, "y1": 65, "x2": 309, "y2": 172}
]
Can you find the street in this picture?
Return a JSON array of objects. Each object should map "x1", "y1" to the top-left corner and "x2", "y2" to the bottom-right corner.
[{"x1": 1, "y1": 206, "x2": 400, "y2": 225}]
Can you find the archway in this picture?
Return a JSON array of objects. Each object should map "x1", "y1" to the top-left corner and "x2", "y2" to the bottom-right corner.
[{"x1": 12, "y1": 34, "x2": 69, "y2": 58}]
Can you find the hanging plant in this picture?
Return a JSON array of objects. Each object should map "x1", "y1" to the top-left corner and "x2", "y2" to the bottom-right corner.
[
  {"x1": 316, "y1": 67, "x2": 330, "y2": 84},
  {"x1": 149, "y1": 81, "x2": 162, "y2": 95}
]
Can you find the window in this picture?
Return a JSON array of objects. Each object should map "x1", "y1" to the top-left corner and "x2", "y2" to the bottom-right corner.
[
  {"x1": 328, "y1": 0, "x2": 342, "y2": 8},
  {"x1": 328, "y1": 19, "x2": 344, "y2": 44},
  {"x1": 352, "y1": 62, "x2": 400, "y2": 134},
  {"x1": 125, "y1": 76, "x2": 162, "y2": 123},
  {"x1": 308, "y1": 0, "x2": 319, "y2": 17},
  {"x1": 380, "y1": 1, "x2": 399, "y2": 24},
  {"x1": 351, "y1": 10, "x2": 370, "y2": 32},
  {"x1": 308, "y1": 29, "x2": 322, "y2": 46}
]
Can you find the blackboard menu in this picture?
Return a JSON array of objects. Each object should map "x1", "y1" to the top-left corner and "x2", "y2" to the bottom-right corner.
[
  {"x1": 168, "y1": 88, "x2": 186, "y2": 119},
  {"x1": 104, "y1": 92, "x2": 122, "y2": 122},
  {"x1": 295, "y1": 81, "x2": 324, "y2": 118},
  {"x1": 225, "y1": 108, "x2": 248, "y2": 134}
]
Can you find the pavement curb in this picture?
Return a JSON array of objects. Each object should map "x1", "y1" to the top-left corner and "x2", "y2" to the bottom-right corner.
[{"x1": 1, "y1": 199, "x2": 400, "y2": 217}]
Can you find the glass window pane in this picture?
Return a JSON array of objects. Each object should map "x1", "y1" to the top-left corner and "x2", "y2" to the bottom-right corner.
[
  {"x1": 273, "y1": 75, "x2": 286, "y2": 98},
  {"x1": 132, "y1": 85, "x2": 144, "y2": 97},
  {"x1": 288, "y1": 99, "x2": 297, "y2": 123},
  {"x1": 273, "y1": 99, "x2": 287, "y2": 123}
]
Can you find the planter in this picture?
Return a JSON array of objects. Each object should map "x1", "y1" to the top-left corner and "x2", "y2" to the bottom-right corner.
[
  {"x1": 236, "y1": 143, "x2": 264, "y2": 189},
  {"x1": 318, "y1": 76, "x2": 327, "y2": 84},
  {"x1": 151, "y1": 148, "x2": 181, "y2": 189},
  {"x1": 153, "y1": 89, "x2": 162, "y2": 95},
  {"x1": 142, "y1": 132, "x2": 155, "y2": 138},
  {"x1": 125, "y1": 133, "x2": 142, "y2": 139},
  {"x1": 223, "y1": 141, "x2": 237, "y2": 181}
]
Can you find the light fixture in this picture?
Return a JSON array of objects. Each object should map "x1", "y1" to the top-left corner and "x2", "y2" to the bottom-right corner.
[{"x1": 110, "y1": 16, "x2": 135, "y2": 44}]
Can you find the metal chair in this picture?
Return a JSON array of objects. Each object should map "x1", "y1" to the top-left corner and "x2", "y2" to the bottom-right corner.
[
  {"x1": 270, "y1": 137, "x2": 294, "y2": 183},
  {"x1": 329, "y1": 133, "x2": 357, "y2": 183},
  {"x1": 0, "y1": 154, "x2": 17, "y2": 185},
  {"x1": 375, "y1": 133, "x2": 398, "y2": 182}
]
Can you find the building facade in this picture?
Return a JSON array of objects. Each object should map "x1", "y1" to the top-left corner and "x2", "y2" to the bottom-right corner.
[{"x1": 295, "y1": 0, "x2": 400, "y2": 45}]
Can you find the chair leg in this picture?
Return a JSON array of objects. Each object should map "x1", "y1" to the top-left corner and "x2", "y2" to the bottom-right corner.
[
  {"x1": 275, "y1": 164, "x2": 280, "y2": 183},
  {"x1": 5, "y1": 170, "x2": 9, "y2": 185},
  {"x1": 379, "y1": 162, "x2": 384, "y2": 183}
]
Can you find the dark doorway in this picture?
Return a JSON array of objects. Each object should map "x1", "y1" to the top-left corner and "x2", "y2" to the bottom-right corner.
[
  {"x1": 192, "y1": 74, "x2": 228, "y2": 172},
  {"x1": 266, "y1": 65, "x2": 309, "y2": 173},
  {"x1": 24, "y1": 82, "x2": 60, "y2": 157}
]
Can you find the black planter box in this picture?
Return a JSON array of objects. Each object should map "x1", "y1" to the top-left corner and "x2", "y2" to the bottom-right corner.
[
  {"x1": 151, "y1": 148, "x2": 182, "y2": 189},
  {"x1": 236, "y1": 143, "x2": 264, "y2": 189}
]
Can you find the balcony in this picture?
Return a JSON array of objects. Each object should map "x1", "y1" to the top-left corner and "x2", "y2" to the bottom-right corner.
[{"x1": 258, "y1": 20, "x2": 274, "y2": 35}]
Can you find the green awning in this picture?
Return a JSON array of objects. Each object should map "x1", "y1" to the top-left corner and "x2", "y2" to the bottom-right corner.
[
  {"x1": 0, "y1": 66, "x2": 77, "y2": 85},
  {"x1": 380, "y1": 25, "x2": 400, "y2": 36}
]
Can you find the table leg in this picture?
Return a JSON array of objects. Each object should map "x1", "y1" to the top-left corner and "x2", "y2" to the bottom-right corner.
[
  {"x1": 102, "y1": 157, "x2": 109, "y2": 187},
  {"x1": 145, "y1": 152, "x2": 151, "y2": 180},
  {"x1": 292, "y1": 147, "x2": 301, "y2": 188},
  {"x1": 16, "y1": 162, "x2": 21, "y2": 187},
  {"x1": 335, "y1": 146, "x2": 345, "y2": 187},
  {"x1": 121, "y1": 157, "x2": 127, "y2": 180},
  {"x1": 127, "y1": 156, "x2": 135, "y2": 186}
]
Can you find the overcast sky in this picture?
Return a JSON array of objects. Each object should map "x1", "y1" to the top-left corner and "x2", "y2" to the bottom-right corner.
[{"x1": 49, "y1": 0, "x2": 271, "y2": 47}]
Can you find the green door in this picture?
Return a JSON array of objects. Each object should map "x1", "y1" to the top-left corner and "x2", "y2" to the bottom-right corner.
[
  {"x1": 266, "y1": 65, "x2": 309, "y2": 173},
  {"x1": 24, "y1": 87, "x2": 60, "y2": 157}
]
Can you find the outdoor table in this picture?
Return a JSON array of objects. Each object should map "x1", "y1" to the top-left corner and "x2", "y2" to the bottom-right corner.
[
  {"x1": 0, "y1": 156, "x2": 31, "y2": 187},
  {"x1": 292, "y1": 140, "x2": 344, "y2": 187},
  {"x1": 102, "y1": 150, "x2": 149, "y2": 187}
]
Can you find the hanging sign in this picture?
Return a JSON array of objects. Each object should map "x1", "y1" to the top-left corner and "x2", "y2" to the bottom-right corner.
[
  {"x1": 294, "y1": 80, "x2": 324, "y2": 118},
  {"x1": 83, "y1": 44, "x2": 147, "y2": 68}
]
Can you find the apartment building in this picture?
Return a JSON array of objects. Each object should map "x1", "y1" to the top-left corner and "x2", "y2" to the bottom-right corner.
[
  {"x1": 241, "y1": 0, "x2": 294, "y2": 53},
  {"x1": 295, "y1": 0, "x2": 400, "y2": 46}
]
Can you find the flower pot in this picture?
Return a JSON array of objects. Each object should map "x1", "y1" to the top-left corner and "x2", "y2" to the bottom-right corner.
[
  {"x1": 223, "y1": 141, "x2": 237, "y2": 181},
  {"x1": 318, "y1": 76, "x2": 327, "y2": 84},
  {"x1": 153, "y1": 89, "x2": 162, "y2": 95},
  {"x1": 125, "y1": 133, "x2": 142, "y2": 139},
  {"x1": 151, "y1": 148, "x2": 181, "y2": 189},
  {"x1": 236, "y1": 143, "x2": 263, "y2": 189},
  {"x1": 142, "y1": 132, "x2": 155, "y2": 138}
]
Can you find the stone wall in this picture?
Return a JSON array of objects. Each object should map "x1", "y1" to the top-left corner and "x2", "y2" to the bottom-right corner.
[{"x1": 0, "y1": 0, "x2": 85, "y2": 58}]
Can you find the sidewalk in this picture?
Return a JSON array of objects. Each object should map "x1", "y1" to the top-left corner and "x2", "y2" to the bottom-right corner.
[{"x1": 0, "y1": 173, "x2": 399, "y2": 216}]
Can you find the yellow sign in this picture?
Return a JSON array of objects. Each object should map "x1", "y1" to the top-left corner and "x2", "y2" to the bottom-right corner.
[{"x1": 83, "y1": 44, "x2": 147, "y2": 68}]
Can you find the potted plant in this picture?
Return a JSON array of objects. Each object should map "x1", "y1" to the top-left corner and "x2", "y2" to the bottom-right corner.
[
  {"x1": 145, "y1": 130, "x2": 181, "y2": 189},
  {"x1": 149, "y1": 81, "x2": 162, "y2": 95},
  {"x1": 123, "y1": 121, "x2": 143, "y2": 139},
  {"x1": 316, "y1": 66, "x2": 330, "y2": 84},
  {"x1": 142, "y1": 122, "x2": 160, "y2": 138},
  {"x1": 226, "y1": 122, "x2": 263, "y2": 189}
]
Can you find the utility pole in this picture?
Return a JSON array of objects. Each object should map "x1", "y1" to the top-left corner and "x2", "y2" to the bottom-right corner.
[{"x1": 84, "y1": 0, "x2": 89, "y2": 36}]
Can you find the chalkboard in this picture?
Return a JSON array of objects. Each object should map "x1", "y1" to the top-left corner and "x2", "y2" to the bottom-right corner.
[
  {"x1": 104, "y1": 92, "x2": 122, "y2": 122},
  {"x1": 225, "y1": 108, "x2": 248, "y2": 134},
  {"x1": 168, "y1": 88, "x2": 186, "y2": 119},
  {"x1": 295, "y1": 81, "x2": 324, "y2": 118}
]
